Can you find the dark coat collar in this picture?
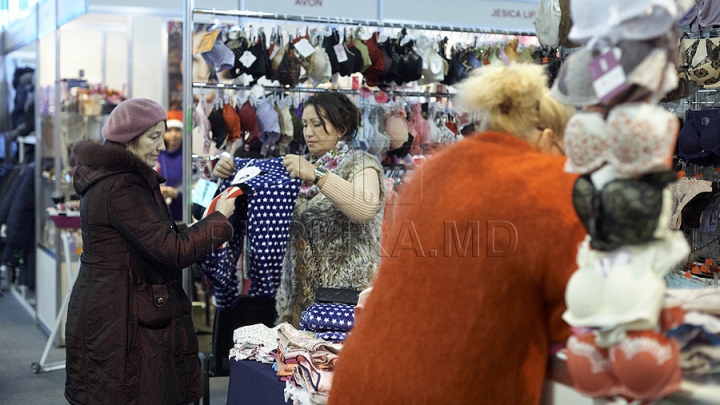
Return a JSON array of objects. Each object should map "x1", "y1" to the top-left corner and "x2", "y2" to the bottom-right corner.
[{"x1": 73, "y1": 140, "x2": 166, "y2": 195}]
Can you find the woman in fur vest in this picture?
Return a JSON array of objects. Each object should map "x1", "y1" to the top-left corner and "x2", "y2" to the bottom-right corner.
[
  {"x1": 65, "y1": 98, "x2": 239, "y2": 405},
  {"x1": 213, "y1": 92, "x2": 385, "y2": 327},
  {"x1": 328, "y1": 63, "x2": 586, "y2": 405}
]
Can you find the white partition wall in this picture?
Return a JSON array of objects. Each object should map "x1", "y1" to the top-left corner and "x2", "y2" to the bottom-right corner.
[{"x1": 130, "y1": 16, "x2": 164, "y2": 101}]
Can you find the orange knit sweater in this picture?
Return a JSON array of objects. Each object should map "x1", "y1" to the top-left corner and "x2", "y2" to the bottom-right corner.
[{"x1": 328, "y1": 131, "x2": 586, "y2": 405}]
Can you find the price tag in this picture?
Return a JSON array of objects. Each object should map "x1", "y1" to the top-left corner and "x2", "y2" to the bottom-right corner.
[
  {"x1": 588, "y1": 48, "x2": 628, "y2": 103},
  {"x1": 333, "y1": 43, "x2": 349, "y2": 63},
  {"x1": 239, "y1": 50, "x2": 257, "y2": 68},
  {"x1": 231, "y1": 166, "x2": 262, "y2": 185},
  {"x1": 194, "y1": 30, "x2": 221, "y2": 54},
  {"x1": 294, "y1": 38, "x2": 316, "y2": 58},
  {"x1": 192, "y1": 178, "x2": 220, "y2": 208}
]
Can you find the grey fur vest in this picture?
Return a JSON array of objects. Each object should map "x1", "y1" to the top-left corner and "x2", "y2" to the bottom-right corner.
[{"x1": 275, "y1": 150, "x2": 385, "y2": 326}]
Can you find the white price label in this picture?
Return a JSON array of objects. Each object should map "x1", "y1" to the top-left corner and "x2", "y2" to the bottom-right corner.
[
  {"x1": 231, "y1": 166, "x2": 262, "y2": 185},
  {"x1": 294, "y1": 38, "x2": 316, "y2": 58},
  {"x1": 239, "y1": 50, "x2": 258, "y2": 68},
  {"x1": 333, "y1": 43, "x2": 348, "y2": 63}
]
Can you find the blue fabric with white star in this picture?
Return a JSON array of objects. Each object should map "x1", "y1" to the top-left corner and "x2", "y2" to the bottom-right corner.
[
  {"x1": 299, "y1": 302, "x2": 356, "y2": 333},
  {"x1": 315, "y1": 331, "x2": 349, "y2": 343},
  {"x1": 215, "y1": 157, "x2": 300, "y2": 298},
  {"x1": 199, "y1": 193, "x2": 248, "y2": 310}
]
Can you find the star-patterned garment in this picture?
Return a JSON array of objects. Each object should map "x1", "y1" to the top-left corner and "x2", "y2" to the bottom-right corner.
[
  {"x1": 199, "y1": 193, "x2": 248, "y2": 310},
  {"x1": 316, "y1": 331, "x2": 349, "y2": 343},
  {"x1": 215, "y1": 157, "x2": 300, "y2": 298},
  {"x1": 299, "y1": 302, "x2": 356, "y2": 333}
]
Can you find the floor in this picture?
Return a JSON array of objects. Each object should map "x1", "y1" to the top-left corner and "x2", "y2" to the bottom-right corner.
[{"x1": 0, "y1": 287, "x2": 230, "y2": 405}]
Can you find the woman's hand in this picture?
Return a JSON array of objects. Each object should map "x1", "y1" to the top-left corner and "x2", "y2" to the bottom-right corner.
[
  {"x1": 282, "y1": 154, "x2": 316, "y2": 183},
  {"x1": 215, "y1": 188, "x2": 238, "y2": 219},
  {"x1": 213, "y1": 156, "x2": 236, "y2": 179},
  {"x1": 160, "y1": 185, "x2": 179, "y2": 200}
]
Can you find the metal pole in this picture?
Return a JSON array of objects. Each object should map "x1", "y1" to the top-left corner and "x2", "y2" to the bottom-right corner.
[
  {"x1": 181, "y1": 0, "x2": 195, "y2": 298},
  {"x1": 192, "y1": 82, "x2": 456, "y2": 99},
  {"x1": 126, "y1": 16, "x2": 133, "y2": 98},
  {"x1": 192, "y1": 8, "x2": 535, "y2": 36}
]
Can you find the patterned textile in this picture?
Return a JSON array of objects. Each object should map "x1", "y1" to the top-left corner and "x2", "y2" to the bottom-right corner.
[
  {"x1": 202, "y1": 158, "x2": 300, "y2": 300},
  {"x1": 299, "y1": 303, "x2": 355, "y2": 333},
  {"x1": 299, "y1": 140, "x2": 353, "y2": 198},
  {"x1": 315, "y1": 332, "x2": 348, "y2": 343}
]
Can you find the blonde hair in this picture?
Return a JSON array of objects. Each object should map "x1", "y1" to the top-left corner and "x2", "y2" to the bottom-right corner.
[
  {"x1": 456, "y1": 63, "x2": 549, "y2": 141},
  {"x1": 538, "y1": 92, "x2": 575, "y2": 142}
]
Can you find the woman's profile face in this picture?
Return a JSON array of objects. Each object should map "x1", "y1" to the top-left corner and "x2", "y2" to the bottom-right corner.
[
  {"x1": 127, "y1": 122, "x2": 166, "y2": 167},
  {"x1": 302, "y1": 106, "x2": 343, "y2": 157}
]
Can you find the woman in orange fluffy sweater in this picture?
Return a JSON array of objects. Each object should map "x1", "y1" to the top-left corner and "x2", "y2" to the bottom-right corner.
[{"x1": 328, "y1": 63, "x2": 586, "y2": 405}]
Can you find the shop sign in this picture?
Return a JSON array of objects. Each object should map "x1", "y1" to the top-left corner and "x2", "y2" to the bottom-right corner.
[
  {"x1": 384, "y1": 0, "x2": 538, "y2": 32},
  {"x1": 243, "y1": 0, "x2": 377, "y2": 20}
]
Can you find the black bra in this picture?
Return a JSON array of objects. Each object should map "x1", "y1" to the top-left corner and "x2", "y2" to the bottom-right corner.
[{"x1": 572, "y1": 170, "x2": 676, "y2": 251}]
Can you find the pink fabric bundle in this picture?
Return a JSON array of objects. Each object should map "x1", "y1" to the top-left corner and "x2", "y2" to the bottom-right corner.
[
  {"x1": 384, "y1": 109, "x2": 410, "y2": 150},
  {"x1": 410, "y1": 103, "x2": 430, "y2": 154}
]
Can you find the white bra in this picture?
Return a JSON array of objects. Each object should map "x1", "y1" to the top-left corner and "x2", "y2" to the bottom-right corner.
[
  {"x1": 563, "y1": 227, "x2": 690, "y2": 342},
  {"x1": 415, "y1": 34, "x2": 445, "y2": 85},
  {"x1": 563, "y1": 103, "x2": 679, "y2": 177}
]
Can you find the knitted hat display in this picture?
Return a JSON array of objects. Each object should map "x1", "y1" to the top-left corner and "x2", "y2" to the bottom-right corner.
[
  {"x1": 167, "y1": 110, "x2": 183, "y2": 130},
  {"x1": 102, "y1": 98, "x2": 167, "y2": 145}
]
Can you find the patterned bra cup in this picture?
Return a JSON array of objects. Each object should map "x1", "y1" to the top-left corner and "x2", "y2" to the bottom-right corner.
[
  {"x1": 566, "y1": 331, "x2": 682, "y2": 400},
  {"x1": 683, "y1": 38, "x2": 720, "y2": 88},
  {"x1": 564, "y1": 104, "x2": 678, "y2": 176},
  {"x1": 572, "y1": 170, "x2": 675, "y2": 251}
]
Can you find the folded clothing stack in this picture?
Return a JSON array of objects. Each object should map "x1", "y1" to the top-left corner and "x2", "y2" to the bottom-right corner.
[{"x1": 665, "y1": 289, "x2": 720, "y2": 381}]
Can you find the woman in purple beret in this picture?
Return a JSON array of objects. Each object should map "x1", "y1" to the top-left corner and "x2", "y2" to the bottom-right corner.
[{"x1": 64, "y1": 98, "x2": 239, "y2": 405}]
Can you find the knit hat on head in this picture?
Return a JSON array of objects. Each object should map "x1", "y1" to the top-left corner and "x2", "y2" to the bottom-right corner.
[
  {"x1": 103, "y1": 98, "x2": 167, "y2": 144},
  {"x1": 167, "y1": 110, "x2": 183, "y2": 130}
]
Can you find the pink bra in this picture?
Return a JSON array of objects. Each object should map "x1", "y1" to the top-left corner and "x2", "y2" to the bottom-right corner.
[
  {"x1": 564, "y1": 103, "x2": 679, "y2": 176},
  {"x1": 566, "y1": 330, "x2": 682, "y2": 400}
]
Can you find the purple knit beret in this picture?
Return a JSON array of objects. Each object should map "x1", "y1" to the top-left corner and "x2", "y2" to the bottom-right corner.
[{"x1": 102, "y1": 98, "x2": 167, "y2": 144}]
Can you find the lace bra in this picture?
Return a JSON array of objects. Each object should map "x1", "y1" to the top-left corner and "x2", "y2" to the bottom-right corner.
[
  {"x1": 564, "y1": 104, "x2": 679, "y2": 176},
  {"x1": 572, "y1": 170, "x2": 675, "y2": 252},
  {"x1": 682, "y1": 38, "x2": 720, "y2": 89}
]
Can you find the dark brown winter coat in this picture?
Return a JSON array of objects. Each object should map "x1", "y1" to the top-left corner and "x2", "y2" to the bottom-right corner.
[{"x1": 65, "y1": 140, "x2": 233, "y2": 405}]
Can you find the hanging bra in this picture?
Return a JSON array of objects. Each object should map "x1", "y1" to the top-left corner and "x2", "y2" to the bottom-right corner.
[
  {"x1": 415, "y1": 34, "x2": 445, "y2": 85},
  {"x1": 566, "y1": 331, "x2": 682, "y2": 401},
  {"x1": 677, "y1": 108, "x2": 720, "y2": 165},
  {"x1": 683, "y1": 37, "x2": 720, "y2": 89},
  {"x1": 572, "y1": 170, "x2": 675, "y2": 252},
  {"x1": 362, "y1": 32, "x2": 385, "y2": 87},
  {"x1": 323, "y1": 29, "x2": 355, "y2": 77},
  {"x1": 563, "y1": 104, "x2": 679, "y2": 176},
  {"x1": 238, "y1": 100, "x2": 260, "y2": 146}
]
